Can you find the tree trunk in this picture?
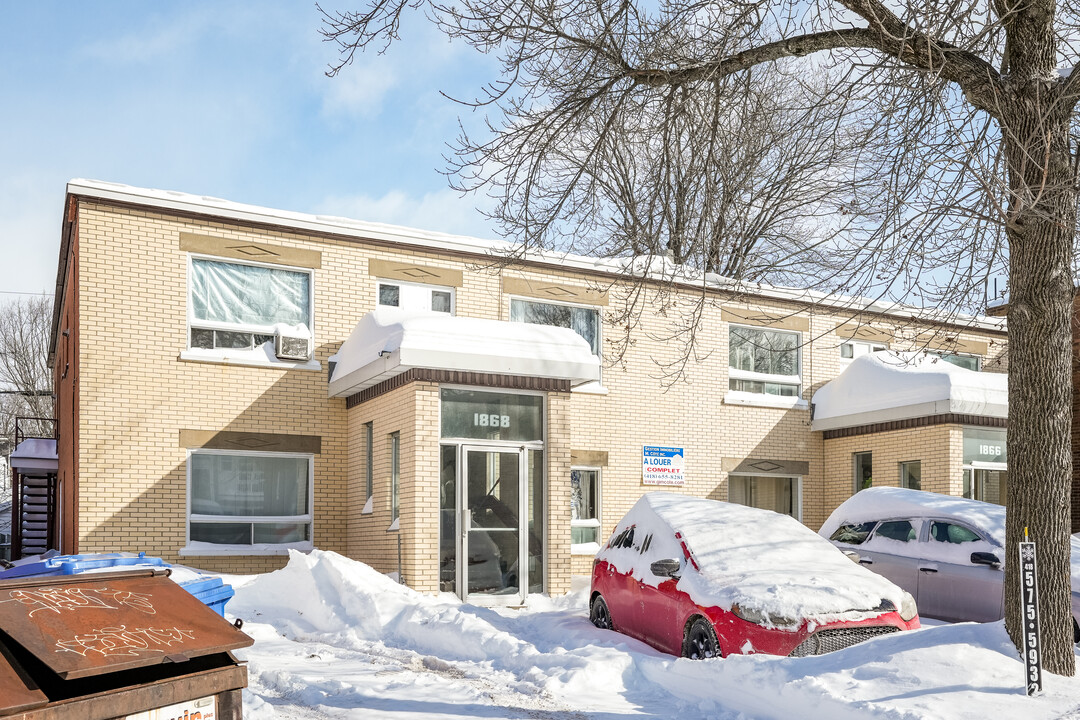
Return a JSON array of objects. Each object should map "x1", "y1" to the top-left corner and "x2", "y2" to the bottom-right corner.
[{"x1": 1002, "y1": 96, "x2": 1077, "y2": 676}]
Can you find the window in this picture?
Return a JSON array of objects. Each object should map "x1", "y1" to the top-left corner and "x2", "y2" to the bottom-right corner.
[
  {"x1": 728, "y1": 475, "x2": 798, "y2": 519},
  {"x1": 899, "y1": 461, "x2": 921, "y2": 490},
  {"x1": 188, "y1": 450, "x2": 312, "y2": 549},
  {"x1": 390, "y1": 432, "x2": 400, "y2": 521},
  {"x1": 728, "y1": 326, "x2": 800, "y2": 396},
  {"x1": 188, "y1": 257, "x2": 312, "y2": 352},
  {"x1": 571, "y1": 468, "x2": 601, "y2": 547},
  {"x1": 840, "y1": 340, "x2": 887, "y2": 360},
  {"x1": 873, "y1": 520, "x2": 916, "y2": 543},
  {"x1": 364, "y1": 422, "x2": 374, "y2": 500},
  {"x1": 853, "y1": 452, "x2": 873, "y2": 492},
  {"x1": 931, "y1": 352, "x2": 981, "y2": 371},
  {"x1": 510, "y1": 298, "x2": 599, "y2": 355},
  {"x1": 377, "y1": 280, "x2": 454, "y2": 313},
  {"x1": 929, "y1": 521, "x2": 981, "y2": 545},
  {"x1": 829, "y1": 521, "x2": 877, "y2": 545}
]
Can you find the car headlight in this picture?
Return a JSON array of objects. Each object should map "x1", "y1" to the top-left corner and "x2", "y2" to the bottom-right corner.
[
  {"x1": 731, "y1": 603, "x2": 797, "y2": 627},
  {"x1": 899, "y1": 591, "x2": 918, "y2": 622}
]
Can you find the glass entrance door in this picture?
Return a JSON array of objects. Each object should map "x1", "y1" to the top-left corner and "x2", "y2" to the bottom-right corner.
[{"x1": 462, "y1": 447, "x2": 524, "y2": 603}]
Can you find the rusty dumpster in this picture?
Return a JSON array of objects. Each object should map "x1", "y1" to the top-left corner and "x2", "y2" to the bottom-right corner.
[{"x1": 0, "y1": 568, "x2": 253, "y2": 720}]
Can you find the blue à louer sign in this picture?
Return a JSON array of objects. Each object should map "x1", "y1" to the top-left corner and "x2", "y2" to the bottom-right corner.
[{"x1": 642, "y1": 445, "x2": 685, "y2": 486}]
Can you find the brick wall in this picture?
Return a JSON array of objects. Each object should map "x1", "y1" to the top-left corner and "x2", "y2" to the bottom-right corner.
[{"x1": 68, "y1": 195, "x2": 1009, "y2": 583}]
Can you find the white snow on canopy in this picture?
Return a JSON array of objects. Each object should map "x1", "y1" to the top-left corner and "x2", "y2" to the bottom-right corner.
[
  {"x1": 819, "y1": 487, "x2": 1080, "y2": 595},
  {"x1": 328, "y1": 309, "x2": 601, "y2": 397},
  {"x1": 599, "y1": 492, "x2": 906, "y2": 626},
  {"x1": 811, "y1": 351, "x2": 1007, "y2": 431},
  {"x1": 9, "y1": 437, "x2": 57, "y2": 471}
]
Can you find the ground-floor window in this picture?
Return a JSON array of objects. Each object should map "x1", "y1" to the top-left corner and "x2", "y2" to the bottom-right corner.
[
  {"x1": 899, "y1": 460, "x2": 921, "y2": 490},
  {"x1": 570, "y1": 468, "x2": 600, "y2": 549},
  {"x1": 853, "y1": 451, "x2": 873, "y2": 492},
  {"x1": 188, "y1": 450, "x2": 313, "y2": 549},
  {"x1": 964, "y1": 468, "x2": 1007, "y2": 506},
  {"x1": 728, "y1": 474, "x2": 799, "y2": 519}
]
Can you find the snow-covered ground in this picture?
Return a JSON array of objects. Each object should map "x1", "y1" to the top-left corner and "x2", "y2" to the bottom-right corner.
[{"x1": 225, "y1": 550, "x2": 1080, "y2": 719}]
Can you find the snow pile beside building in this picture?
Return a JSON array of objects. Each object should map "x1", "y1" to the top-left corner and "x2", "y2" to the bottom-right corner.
[
  {"x1": 811, "y1": 351, "x2": 1008, "y2": 431},
  {"x1": 228, "y1": 549, "x2": 1080, "y2": 719}
]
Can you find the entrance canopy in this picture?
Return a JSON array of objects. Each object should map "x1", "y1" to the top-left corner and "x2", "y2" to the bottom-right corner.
[
  {"x1": 9, "y1": 438, "x2": 57, "y2": 473},
  {"x1": 811, "y1": 351, "x2": 1007, "y2": 432},
  {"x1": 328, "y1": 309, "x2": 601, "y2": 398}
]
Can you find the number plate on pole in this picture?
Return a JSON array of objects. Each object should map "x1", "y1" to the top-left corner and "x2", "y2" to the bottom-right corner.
[{"x1": 1019, "y1": 540, "x2": 1042, "y2": 696}]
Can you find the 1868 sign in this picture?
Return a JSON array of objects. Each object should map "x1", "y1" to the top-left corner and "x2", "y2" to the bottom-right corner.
[{"x1": 1019, "y1": 539, "x2": 1043, "y2": 696}]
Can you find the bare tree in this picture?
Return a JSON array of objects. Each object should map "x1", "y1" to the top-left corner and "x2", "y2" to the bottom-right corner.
[
  {"x1": 0, "y1": 296, "x2": 54, "y2": 498},
  {"x1": 321, "y1": 0, "x2": 1080, "y2": 673}
]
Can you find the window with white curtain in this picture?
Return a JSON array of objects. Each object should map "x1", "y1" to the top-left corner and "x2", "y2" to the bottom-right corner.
[
  {"x1": 188, "y1": 256, "x2": 312, "y2": 351},
  {"x1": 188, "y1": 450, "x2": 313, "y2": 550}
]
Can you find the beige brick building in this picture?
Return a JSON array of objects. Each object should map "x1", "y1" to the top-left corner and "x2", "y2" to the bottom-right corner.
[{"x1": 45, "y1": 179, "x2": 1009, "y2": 603}]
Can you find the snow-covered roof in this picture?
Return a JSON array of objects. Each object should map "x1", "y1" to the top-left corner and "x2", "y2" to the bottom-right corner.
[
  {"x1": 599, "y1": 492, "x2": 905, "y2": 624},
  {"x1": 9, "y1": 438, "x2": 57, "y2": 472},
  {"x1": 811, "y1": 351, "x2": 1008, "y2": 432},
  {"x1": 328, "y1": 309, "x2": 600, "y2": 398},
  {"x1": 66, "y1": 179, "x2": 1008, "y2": 332}
]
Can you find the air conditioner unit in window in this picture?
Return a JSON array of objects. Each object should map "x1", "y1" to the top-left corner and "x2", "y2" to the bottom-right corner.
[{"x1": 275, "y1": 331, "x2": 311, "y2": 361}]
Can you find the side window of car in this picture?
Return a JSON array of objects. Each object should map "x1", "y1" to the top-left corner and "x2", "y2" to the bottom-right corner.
[
  {"x1": 829, "y1": 521, "x2": 877, "y2": 545},
  {"x1": 930, "y1": 521, "x2": 981, "y2": 544},
  {"x1": 609, "y1": 525, "x2": 637, "y2": 549},
  {"x1": 872, "y1": 520, "x2": 917, "y2": 543}
]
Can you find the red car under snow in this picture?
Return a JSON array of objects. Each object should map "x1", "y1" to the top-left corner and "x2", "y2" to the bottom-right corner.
[{"x1": 590, "y1": 493, "x2": 920, "y2": 658}]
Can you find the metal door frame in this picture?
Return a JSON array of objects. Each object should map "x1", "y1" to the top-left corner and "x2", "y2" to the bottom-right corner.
[{"x1": 458, "y1": 442, "x2": 538, "y2": 606}]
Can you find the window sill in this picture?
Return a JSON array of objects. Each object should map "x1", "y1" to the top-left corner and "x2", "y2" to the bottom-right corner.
[
  {"x1": 361, "y1": 495, "x2": 374, "y2": 515},
  {"x1": 723, "y1": 391, "x2": 809, "y2": 410},
  {"x1": 572, "y1": 381, "x2": 608, "y2": 395},
  {"x1": 179, "y1": 541, "x2": 313, "y2": 557},
  {"x1": 386, "y1": 517, "x2": 400, "y2": 532},
  {"x1": 571, "y1": 542, "x2": 601, "y2": 556},
  {"x1": 180, "y1": 348, "x2": 322, "y2": 371}
]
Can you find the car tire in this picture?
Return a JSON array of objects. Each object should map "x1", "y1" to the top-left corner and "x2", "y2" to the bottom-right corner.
[
  {"x1": 590, "y1": 594, "x2": 614, "y2": 630},
  {"x1": 683, "y1": 617, "x2": 721, "y2": 659}
]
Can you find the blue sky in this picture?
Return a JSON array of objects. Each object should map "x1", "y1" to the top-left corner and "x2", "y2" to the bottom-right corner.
[{"x1": 0, "y1": 1, "x2": 499, "y2": 298}]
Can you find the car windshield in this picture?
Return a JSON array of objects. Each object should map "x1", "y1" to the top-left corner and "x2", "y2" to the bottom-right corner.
[{"x1": 829, "y1": 521, "x2": 876, "y2": 545}]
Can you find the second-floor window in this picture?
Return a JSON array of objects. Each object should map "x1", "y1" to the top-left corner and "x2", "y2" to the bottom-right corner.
[
  {"x1": 377, "y1": 280, "x2": 454, "y2": 313},
  {"x1": 188, "y1": 256, "x2": 312, "y2": 351},
  {"x1": 510, "y1": 298, "x2": 599, "y2": 355},
  {"x1": 728, "y1": 326, "x2": 800, "y2": 396},
  {"x1": 840, "y1": 340, "x2": 887, "y2": 361}
]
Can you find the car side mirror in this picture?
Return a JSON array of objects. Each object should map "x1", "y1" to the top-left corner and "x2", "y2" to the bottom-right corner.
[
  {"x1": 650, "y1": 558, "x2": 681, "y2": 578},
  {"x1": 841, "y1": 550, "x2": 861, "y2": 563},
  {"x1": 970, "y1": 551, "x2": 1002, "y2": 569}
]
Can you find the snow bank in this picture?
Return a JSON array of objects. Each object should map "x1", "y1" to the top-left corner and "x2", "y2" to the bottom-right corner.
[
  {"x1": 811, "y1": 351, "x2": 1007, "y2": 431},
  {"x1": 232, "y1": 549, "x2": 1080, "y2": 719},
  {"x1": 600, "y1": 493, "x2": 905, "y2": 624}
]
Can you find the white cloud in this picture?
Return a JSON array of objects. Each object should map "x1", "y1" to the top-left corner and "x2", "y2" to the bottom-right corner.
[
  {"x1": 320, "y1": 66, "x2": 399, "y2": 119},
  {"x1": 316, "y1": 188, "x2": 497, "y2": 239}
]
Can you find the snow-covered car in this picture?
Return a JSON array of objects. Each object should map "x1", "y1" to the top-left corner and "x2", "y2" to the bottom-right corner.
[
  {"x1": 819, "y1": 486, "x2": 1080, "y2": 638},
  {"x1": 589, "y1": 492, "x2": 920, "y2": 658}
]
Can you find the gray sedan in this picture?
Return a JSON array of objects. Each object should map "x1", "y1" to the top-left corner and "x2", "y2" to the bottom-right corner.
[{"x1": 819, "y1": 487, "x2": 1080, "y2": 638}]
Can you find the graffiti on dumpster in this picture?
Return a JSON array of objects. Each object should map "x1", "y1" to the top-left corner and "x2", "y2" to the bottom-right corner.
[
  {"x1": 4, "y1": 587, "x2": 157, "y2": 617},
  {"x1": 54, "y1": 625, "x2": 196, "y2": 657}
]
